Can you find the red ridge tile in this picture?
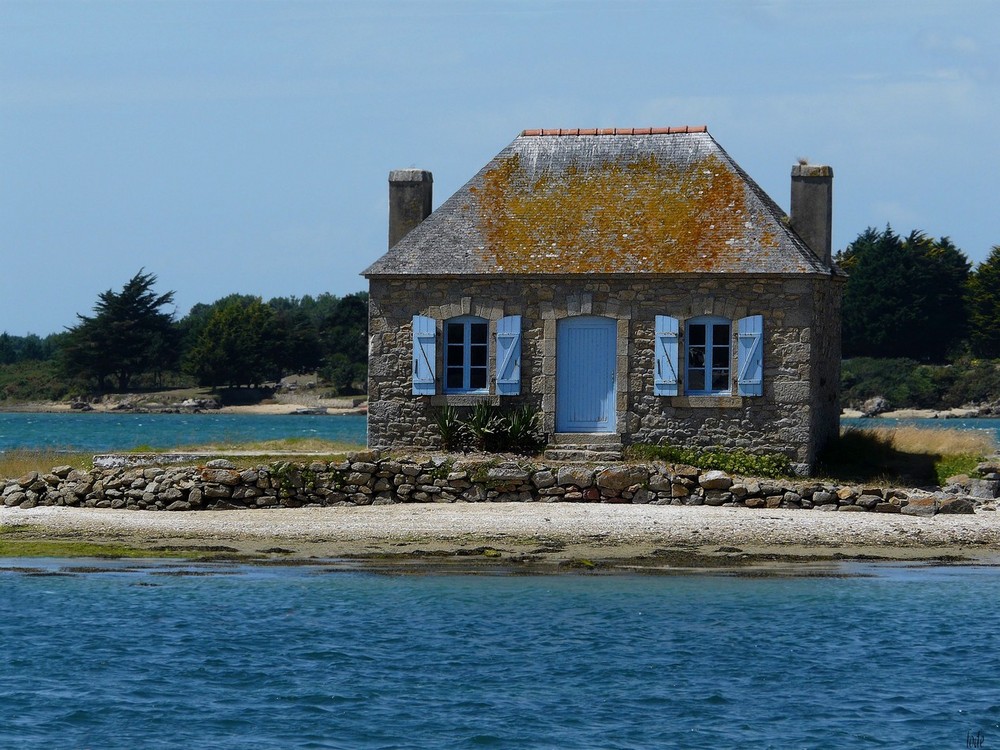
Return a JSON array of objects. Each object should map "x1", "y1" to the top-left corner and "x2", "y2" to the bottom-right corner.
[{"x1": 521, "y1": 126, "x2": 709, "y2": 137}]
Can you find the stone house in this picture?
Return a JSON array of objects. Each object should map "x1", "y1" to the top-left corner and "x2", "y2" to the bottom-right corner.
[{"x1": 363, "y1": 126, "x2": 844, "y2": 473}]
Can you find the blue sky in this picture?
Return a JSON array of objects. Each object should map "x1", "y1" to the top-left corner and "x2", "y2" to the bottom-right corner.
[{"x1": 2, "y1": 0, "x2": 998, "y2": 336}]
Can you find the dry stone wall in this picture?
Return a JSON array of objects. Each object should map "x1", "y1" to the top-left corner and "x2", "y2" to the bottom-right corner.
[{"x1": 3, "y1": 451, "x2": 992, "y2": 518}]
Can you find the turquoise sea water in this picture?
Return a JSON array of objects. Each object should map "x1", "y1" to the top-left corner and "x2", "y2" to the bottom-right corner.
[
  {"x1": 4, "y1": 415, "x2": 1000, "y2": 748},
  {"x1": 1, "y1": 561, "x2": 998, "y2": 749},
  {"x1": 0, "y1": 413, "x2": 993, "y2": 454},
  {"x1": 0, "y1": 412, "x2": 368, "y2": 452}
]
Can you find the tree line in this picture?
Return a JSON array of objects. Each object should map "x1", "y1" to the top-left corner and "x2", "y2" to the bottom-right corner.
[
  {"x1": 0, "y1": 271, "x2": 368, "y2": 396},
  {"x1": 838, "y1": 226, "x2": 1000, "y2": 362}
]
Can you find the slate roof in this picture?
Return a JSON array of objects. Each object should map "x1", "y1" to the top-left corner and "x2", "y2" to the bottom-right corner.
[{"x1": 364, "y1": 128, "x2": 833, "y2": 277}]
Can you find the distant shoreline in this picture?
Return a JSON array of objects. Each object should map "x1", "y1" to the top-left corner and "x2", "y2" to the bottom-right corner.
[
  {"x1": 0, "y1": 401, "x2": 366, "y2": 417},
  {"x1": 841, "y1": 408, "x2": 986, "y2": 420}
]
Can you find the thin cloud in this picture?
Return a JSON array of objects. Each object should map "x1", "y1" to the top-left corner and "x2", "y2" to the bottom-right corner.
[{"x1": 920, "y1": 32, "x2": 980, "y2": 56}]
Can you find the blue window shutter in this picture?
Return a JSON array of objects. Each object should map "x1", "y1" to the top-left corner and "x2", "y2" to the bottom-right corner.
[
  {"x1": 412, "y1": 315, "x2": 436, "y2": 395},
  {"x1": 737, "y1": 315, "x2": 764, "y2": 397},
  {"x1": 495, "y1": 315, "x2": 522, "y2": 396},
  {"x1": 654, "y1": 315, "x2": 680, "y2": 396}
]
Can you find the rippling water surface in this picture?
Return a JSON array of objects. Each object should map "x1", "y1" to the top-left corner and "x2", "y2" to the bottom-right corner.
[
  {"x1": 2, "y1": 562, "x2": 998, "y2": 749},
  {"x1": 0, "y1": 412, "x2": 367, "y2": 452}
]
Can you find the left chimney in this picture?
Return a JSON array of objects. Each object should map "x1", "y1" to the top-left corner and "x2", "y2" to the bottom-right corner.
[{"x1": 388, "y1": 169, "x2": 433, "y2": 249}]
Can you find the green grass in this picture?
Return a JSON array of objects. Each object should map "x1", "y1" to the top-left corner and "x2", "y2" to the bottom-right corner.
[
  {"x1": 933, "y1": 453, "x2": 983, "y2": 485},
  {"x1": 0, "y1": 528, "x2": 192, "y2": 559},
  {"x1": 0, "y1": 526, "x2": 262, "y2": 560}
]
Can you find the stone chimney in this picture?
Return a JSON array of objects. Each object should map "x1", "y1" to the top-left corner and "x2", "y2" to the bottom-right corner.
[
  {"x1": 388, "y1": 169, "x2": 433, "y2": 249},
  {"x1": 790, "y1": 164, "x2": 833, "y2": 265}
]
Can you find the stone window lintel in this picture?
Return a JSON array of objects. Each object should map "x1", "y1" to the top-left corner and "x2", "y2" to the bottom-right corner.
[{"x1": 429, "y1": 394, "x2": 500, "y2": 407}]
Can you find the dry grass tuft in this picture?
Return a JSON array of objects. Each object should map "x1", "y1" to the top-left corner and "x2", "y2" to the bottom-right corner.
[
  {"x1": 820, "y1": 425, "x2": 995, "y2": 485},
  {"x1": 0, "y1": 450, "x2": 92, "y2": 480},
  {"x1": 0, "y1": 438, "x2": 365, "y2": 479},
  {"x1": 170, "y1": 437, "x2": 363, "y2": 454},
  {"x1": 861, "y1": 425, "x2": 995, "y2": 457}
]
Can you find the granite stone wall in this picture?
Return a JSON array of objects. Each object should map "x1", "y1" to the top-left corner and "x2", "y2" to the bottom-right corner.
[
  {"x1": 2, "y1": 453, "x2": 985, "y2": 516},
  {"x1": 368, "y1": 274, "x2": 843, "y2": 473}
]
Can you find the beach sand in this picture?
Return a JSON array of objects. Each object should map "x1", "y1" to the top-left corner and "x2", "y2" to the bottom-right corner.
[{"x1": 3, "y1": 503, "x2": 999, "y2": 573}]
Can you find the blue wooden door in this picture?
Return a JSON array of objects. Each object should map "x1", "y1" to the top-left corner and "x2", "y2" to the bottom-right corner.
[{"x1": 556, "y1": 316, "x2": 617, "y2": 432}]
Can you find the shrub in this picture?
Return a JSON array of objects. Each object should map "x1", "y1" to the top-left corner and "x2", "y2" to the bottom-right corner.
[
  {"x1": 504, "y1": 405, "x2": 543, "y2": 454},
  {"x1": 0, "y1": 360, "x2": 73, "y2": 402},
  {"x1": 433, "y1": 402, "x2": 543, "y2": 455},
  {"x1": 840, "y1": 356, "x2": 1000, "y2": 410},
  {"x1": 624, "y1": 444, "x2": 792, "y2": 478},
  {"x1": 433, "y1": 405, "x2": 469, "y2": 451},
  {"x1": 840, "y1": 357, "x2": 942, "y2": 409},
  {"x1": 466, "y1": 401, "x2": 503, "y2": 452}
]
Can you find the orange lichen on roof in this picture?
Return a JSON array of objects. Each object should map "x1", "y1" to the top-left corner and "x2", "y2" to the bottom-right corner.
[{"x1": 474, "y1": 150, "x2": 777, "y2": 273}]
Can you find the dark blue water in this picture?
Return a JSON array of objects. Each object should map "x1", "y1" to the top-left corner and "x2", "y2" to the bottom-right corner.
[
  {"x1": 1, "y1": 561, "x2": 998, "y2": 749},
  {"x1": 0, "y1": 412, "x2": 367, "y2": 452}
]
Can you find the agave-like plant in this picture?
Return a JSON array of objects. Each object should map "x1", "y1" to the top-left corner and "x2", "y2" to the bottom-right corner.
[
  {"x1": 505, "y1": 404, "x2": 543, "y2": 453},
  {"x1": 466, "y1": 400, "x2": 503, "y2": 452},
  {"x1": 434, "y1": 405, "x2": 469, "y2": 451}
]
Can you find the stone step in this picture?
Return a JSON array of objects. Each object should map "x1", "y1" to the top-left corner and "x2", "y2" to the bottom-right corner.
[
  {"x1": 548, "y1": 432, "x2": 622, "y2": 446},
  {"x1": 543, "y1": 448, "x2": 624, "y2": 463}
]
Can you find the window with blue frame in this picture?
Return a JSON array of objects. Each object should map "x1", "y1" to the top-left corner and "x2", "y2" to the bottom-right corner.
[
  {"x1": 444, "y1": 316, "x2": 488, "y2": 392},
  {"x1": 685, "y1": 316, "x2": 732, "y2": 395}
]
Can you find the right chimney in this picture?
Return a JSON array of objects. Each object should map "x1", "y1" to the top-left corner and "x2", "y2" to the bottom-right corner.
[
  {"x1": 790, "y1": 163, "x2": 833, "y2": 266},
  {"x1": 388, "y1": 169, "x2": 433, "y2": 249}
]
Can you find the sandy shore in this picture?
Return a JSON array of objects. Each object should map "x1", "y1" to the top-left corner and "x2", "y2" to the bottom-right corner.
[
  {"x1": 215, "y1": 403, "x2": 364, "y2": 415},
  {"x1": 3, "y1": 503, "x2": 999, "y2": 572}
]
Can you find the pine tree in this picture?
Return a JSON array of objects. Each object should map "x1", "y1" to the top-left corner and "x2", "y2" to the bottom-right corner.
[
  {"x1": 969, "y1": 246, "x2": 1000, "y2": 358},
  {"x1": 837, "y1": 227, "x2": 971, "y2": 361},
  {"x1": 61, "y1": 270, "x2": 177, "y2": 391}
]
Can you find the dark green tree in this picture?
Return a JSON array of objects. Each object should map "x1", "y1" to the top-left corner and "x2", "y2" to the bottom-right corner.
[
  {"x1": 906, "y1": 232, "x2": 971, "y2": 355},
  {"x1": 319, "y1": 292, "x2": 368, "y2": 392},
  {"x1": 321, "y1": 292, "x2": 368, "y2": 362},
  {"x1": 183, "y1": 298, "x2": 278, "y2": 387},
  {"x1": 271, "y1": 307, "x2": 323, "y2": 375},
  {"x1": 0, "y1": 333, "x2": 16, "y2": 365},
  {"x1": 837, "y1": 227, "x2": 970, "y2": 361},
  {"x1": 61, "y1": 270, "x2": 178, "y2": 391},
  {"x1": 176, "y1": 293, "x2": 260, "y2": 356},
  {"x1": 968, "y1": 245, "x2": 1000, "y2": 358},
  {"x1": 0, "y1": 332, "x2": 63, "y2": 364}
]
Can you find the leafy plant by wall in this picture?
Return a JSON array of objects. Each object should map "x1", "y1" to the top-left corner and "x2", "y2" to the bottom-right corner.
[
  {"x1": 624, "y1": 444, "x2": 792, "y2": 478},
  {"x1": 433, "y1": 402, "x2": 543, "y2": 455}
]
